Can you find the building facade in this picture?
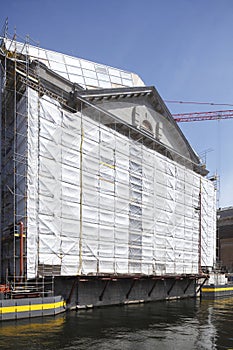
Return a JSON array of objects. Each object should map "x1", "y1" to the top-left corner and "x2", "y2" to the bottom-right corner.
[
  {"x1": 218, "y1": 207, "x2": 233, "y2": 272},
  {"x1": 0, "y1": 36, "x2": 216, "y2": 306}
]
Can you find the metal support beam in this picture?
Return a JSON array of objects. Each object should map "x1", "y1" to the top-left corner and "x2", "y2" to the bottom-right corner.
[
  {"x1": 126, "y1": 278, "x2": 138, "y2": 299},
  {"x1": 99, "y1": 280, "x2": 110, "y2": 301},
  {"x1": 67, "y1": 277, "x2": 78, "y2": 306},
  {"x1": 183, "y1": 279, "x2": 193, "y2": 294},
  {"x1": 148, "y1": 279, "x2": 158, "y2": 297},
  {"x1": 167, "y1": 279, "x2": 177, "y2": 295},
  {"x1": 195, "y1": 277, "x2": 208, "y2": 296}
]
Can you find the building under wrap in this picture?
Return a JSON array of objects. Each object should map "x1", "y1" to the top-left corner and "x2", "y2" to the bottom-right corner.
[{"x1": 0, "y1": 36, "x2": 216, "y2": 307}]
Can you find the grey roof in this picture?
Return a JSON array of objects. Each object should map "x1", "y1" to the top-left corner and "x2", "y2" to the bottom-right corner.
[
  {"x1": 1, "y1": 37, "x2": 205, "y2": 175},
  {"x1": 3, "y1": 38, "x2": 145, "y2": 90}
]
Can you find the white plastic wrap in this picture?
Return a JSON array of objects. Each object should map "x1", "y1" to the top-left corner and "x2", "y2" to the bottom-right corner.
[
  {"x1": 25, "y1": 90, "x2": 216, "y2": 278},
  {"x1": 201, "y1": 178, "x2": 216, "y2": 268},
  {"x1": 26, "y1": 89, "x2": 39, "y2": 278}
]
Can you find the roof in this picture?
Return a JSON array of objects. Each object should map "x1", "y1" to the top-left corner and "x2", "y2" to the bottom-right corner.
[
  {"x1": 1, "y1": 36, "x2": 205, "y2": 175},
  {"x1": 3, "y1": 37, "x2": 145, "y2": 90}
]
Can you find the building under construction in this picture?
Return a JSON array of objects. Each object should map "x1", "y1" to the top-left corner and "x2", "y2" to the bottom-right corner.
[{"x1": 0, "y1": 34, "x2": 216, "y2": 308}]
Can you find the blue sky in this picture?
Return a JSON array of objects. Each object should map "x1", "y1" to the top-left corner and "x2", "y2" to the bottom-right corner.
[{"x1": 1, "y1": 0, "x2": 233, "y2": 208}]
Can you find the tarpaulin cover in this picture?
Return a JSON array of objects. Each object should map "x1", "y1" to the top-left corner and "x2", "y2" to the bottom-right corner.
[{"x1": 25, "y1": 88, "x2": 216, "y2": 278}]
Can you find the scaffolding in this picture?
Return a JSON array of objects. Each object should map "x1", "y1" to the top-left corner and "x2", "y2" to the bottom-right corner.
[
  {"x1": 0, "y1": 32, "x2": 41, "y2": 285},
  {"x1": 0, "y1": 32, "x2": 217, "y2": 283}
]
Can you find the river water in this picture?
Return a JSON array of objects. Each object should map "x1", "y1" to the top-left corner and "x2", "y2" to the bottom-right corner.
[{"x1": 0, "y1": 297, "x2": 233, "y2": 350}]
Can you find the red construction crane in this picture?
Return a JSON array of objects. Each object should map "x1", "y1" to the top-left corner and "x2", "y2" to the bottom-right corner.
[{"x1": 173, "y1": 109, "x2": 233, "y2": 122}]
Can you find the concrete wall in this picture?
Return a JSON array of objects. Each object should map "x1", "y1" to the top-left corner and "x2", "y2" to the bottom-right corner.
[{"x1": 54, "y1": 276, "x2": 196, "y2": 309}]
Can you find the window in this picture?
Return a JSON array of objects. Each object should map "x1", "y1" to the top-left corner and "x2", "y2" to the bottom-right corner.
[{"x1": 141, "y1": 120, "x2": 153, "y2": 135}]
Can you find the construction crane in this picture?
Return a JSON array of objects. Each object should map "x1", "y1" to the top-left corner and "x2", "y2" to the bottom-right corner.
[{"x1": 173, "y1": 109, "x2": 233, "y2": 122}]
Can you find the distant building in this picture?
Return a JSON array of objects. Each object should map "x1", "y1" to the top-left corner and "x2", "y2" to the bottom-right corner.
[
  {"x1": 0, "y1": 36, "x2": 216, "y2": 306},
  {"x1": 218, "y1": 207, "x2": 233, "y2": 272}
]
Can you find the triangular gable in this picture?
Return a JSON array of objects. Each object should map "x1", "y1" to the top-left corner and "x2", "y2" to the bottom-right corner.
[{"x1": 77, "y1": 86, "x2": 203, "y2": 172}]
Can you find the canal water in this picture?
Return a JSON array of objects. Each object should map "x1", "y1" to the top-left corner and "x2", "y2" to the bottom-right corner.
[{"x1": 0, "y1": 297, "x2": 233, "y2": 350}]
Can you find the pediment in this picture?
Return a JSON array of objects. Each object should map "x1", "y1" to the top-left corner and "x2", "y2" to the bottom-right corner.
[{"x1": 78, "y1": 86, "x2": 201, "y2": 168}]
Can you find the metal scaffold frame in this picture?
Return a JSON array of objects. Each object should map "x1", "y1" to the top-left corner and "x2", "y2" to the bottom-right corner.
[
  {"x1": 0, "y1": 31, "x2": 217, "y2": 283},
  {"x1": 0, "y1": 31, "x2": 41, "y2": 286}
]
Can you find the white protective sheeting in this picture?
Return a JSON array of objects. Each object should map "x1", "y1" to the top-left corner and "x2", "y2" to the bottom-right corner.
[
  {"x1": 27, "y1": 89, "x2": 39, "y2": 278},
  {"x1": 25, "y1": 89, "x2": 216, "y2": 277},
  {"x1": 201, "y1": 178, "x2": 216, "y2": 268}
]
